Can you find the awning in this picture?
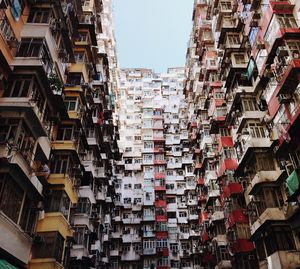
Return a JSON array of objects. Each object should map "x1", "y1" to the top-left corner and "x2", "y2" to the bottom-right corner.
[
  {"x1": 0, "y1": 259, "x2": 19, "y2": 269},
  {"x1": 287, "y1": 169, "x2": 299, "y2": 196}
]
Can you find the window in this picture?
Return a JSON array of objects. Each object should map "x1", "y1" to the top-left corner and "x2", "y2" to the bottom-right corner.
[
  {"x1": 255, "y1": 152, "x2": 275, "y2": 171},
  {"x1": 247, "y1": 122, "x2": 267, "y2": 138},
  {"x1": 135, "y1": 158, "x2": 142, "y2": 164},
  {"x1": 73, "y1": 227, "x2": 88, "y2": 247},
  {"x1": 64, "y1": 97, "x2": 78, "y2": 111},
  {"x1": 123, "y1": 197, "x2": 131, "y2": 204},
  {"x1": 157, "y1": 258, "x2": 169, "y2": 266},
  {"x1": 74, "y1": 51, "x2": 86, "y2": 63},
  {"x1": 133, "y1": 198, "x2": 142, "y2": 204},
  {"x1": 223, "y1": 147, "x2": 235, "y2": 159},
  {"x1": 242, "y1": 99, "x2": 257, "y2": 111},
  {"x1": 52, "y1": 155, "x2": 71, "y2": 174},
  {"x1": 4, "y1": 75, "x2": 34, "y2": 97},
  {"x1": 0, "y1": 16, "x2": 15, "y2": 42},
  {"x1": 32, "y1": 232, "x2": 64, "y2": 262},
  {"x1": 44, "y1": 190, "x2": 70, "y2": 219},
  {"x1": 179, "y1": 211, "x2": 187, "y2": 217},
  {"x1": 122, "y1": 244, "x2": 131, "y2": 252},
  {"x1": 217, "y1": 246, "x2": 230, "y2": 262},
  {"x1": 134, "y1": 184, "x2": 142, "y2": 189},
  {"x1": 76, "y1": 198, "x2": 91, "y2": 215},
  {"x1": 170, "y1": 243, "x2": 178, "y2": 251},
  {"x1": 143, "y1": 239, "x2": 155, "y2": 249},
  {"x1": 227, "y1": 33, "x2": 239, "y2": 45},
  {"x1": 249, "y1": 27, "x2": 259, "y2": 47},
  {"x1": 277, "y1": 14, "x2": 298, "y2": 28},
  {"x1": 0, "y1": 118, "x2": 19, "y2": 143},
  {"x1": 234, "y1": 53, "x2": 245, "y2": 64},
  {"x1": 57, "y1": 126, "x2": 74, "y2": 140},
  {"x1": 221, "y1": 2, "x2": 231, "y2": 10},
  {"x1": 124, "y1": 184, "x2": 132, "y2": 189},
  {"x1": 265, "y1": 226, "x2": 296, "y2": 256},
  {"x1": 17, "y1": 38, "x2": 45, "y2": 57},
  {"x1": 0, "y1": 174, "x2": 24, "y2": 224},
  {"x1": 66, "y1": 73, "x2": 82, "y2": 85},
  {"x1": 77, "y1": 31, "x2": 89, "y2": 42},
  {"x1": 156, "y1": 239, "x2": 168, "y2": 248},
  {"x1": 220, "y1": 128, "x2": 230, "y2": 137},
  {"x1": 28, "y1": 8, "x2": 52, "y2": 23}
]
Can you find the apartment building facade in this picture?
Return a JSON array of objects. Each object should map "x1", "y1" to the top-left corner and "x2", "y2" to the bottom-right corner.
[
  {"x1": 0, "y1": 0, "x2": 119, "y2": 268},
  {"x1": 112, "y1": 67, "x2": 204, "y2": 269},
  {"x1": 185, "y1": 0, "x2": 300, "y2": 268}
]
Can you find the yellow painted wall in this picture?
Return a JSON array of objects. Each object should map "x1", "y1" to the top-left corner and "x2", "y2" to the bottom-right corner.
[
  {"x1": 48, "y1": 174, "x2": 78, "y2": 204},
  {"x1": 29, "y1": 258, "x2": 64, "y2": 269},
  {"x1": 36, "y1": 212, "x2": 73, "y2": 238}
]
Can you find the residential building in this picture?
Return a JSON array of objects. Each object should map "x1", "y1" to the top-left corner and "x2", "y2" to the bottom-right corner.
[
  {"x1": 0, "y1": 0, "x2": 119, "y2": 268},
  {"x1": 185, "y1": 0, "x2": 300, "y2": 268},
  {"x1": 113, "y1": 68, "x2": 201, "y2": 269}
]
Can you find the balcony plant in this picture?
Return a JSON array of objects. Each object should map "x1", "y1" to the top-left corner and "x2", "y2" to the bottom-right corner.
[{"x1": 48, "y1": 72, "x2": 63, "y2": 95}]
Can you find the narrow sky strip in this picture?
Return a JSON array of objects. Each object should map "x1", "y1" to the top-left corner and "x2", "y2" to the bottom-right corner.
[{"x1": 113, "y1": 0, "x2": 194, "y2": 72}]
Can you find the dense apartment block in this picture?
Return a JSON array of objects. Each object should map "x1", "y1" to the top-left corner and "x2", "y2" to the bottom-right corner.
[
  {"x1": 0, "y1": 0, "x2": 119, "y2": 268},
  {"x1": 111, "y1": 68, "x2": 203, "y2": 269},
  {"x1": 185, "y1": 0, "x2": 300, "y2": 268}
]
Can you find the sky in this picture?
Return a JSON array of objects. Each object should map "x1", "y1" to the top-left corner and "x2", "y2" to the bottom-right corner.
[{"x1": 113, "y1": 0, "x2": 194, "y2": 73}]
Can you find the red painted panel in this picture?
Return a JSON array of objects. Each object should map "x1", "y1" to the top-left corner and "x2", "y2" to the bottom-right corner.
[
  {"x1": 228, "y1": 210, "x2": 248, "y2": 227},
  {"x1": 156, "y1": 231, "x2": 168, "y2": 239},
  {"x1": 233, "y1": 239, "x2": 255, "y2": 253},
  {"x1": 155, "y1": 200, "x2": 167, "y2": 207},
  {"x1": 220, "y1": 136, "x2": 234, "y2": 147}
]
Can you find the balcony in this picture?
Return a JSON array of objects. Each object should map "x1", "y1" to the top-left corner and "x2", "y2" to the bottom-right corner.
[
  {"x1": 143, "y1": 214, "x2": 155, "y2": 221},
  {"x1": 156, "y1": 215, "x2": 168, "y2": 222},
  {"x1": 122, "y1": 234, "x2": 141, "y2": 243},
  {"x1": 208, "y1": 189, "x2": 220, "y2": 198},
  {"x1": 110, "y1": 250, "x2": 120, "y2": 256},
  {"x1": 51, "y1": 140, "x2": 78, "y2": 152},
  {"x1": 13, "y1": 39, "x2": 54, "y2": 77},
  {"x1": 166, "y1": 203, "x2": 177, "y2": 212},
  {"x1": 227, "y1": 210, "x2": 248, "y2": 228},
  {"x1": 210, "y1": 211, "x2": 225, "y2": 222},
  {"x1": 0, "y1": 211, "x2": 32, "y2": 264},
  {"x1": 143, "y1": 248, "x2": 156, "y2": 255},
  {"x1": 248, "y1": 169, "x2": 283, "y2": 195},
  {"x1": 143, "y1": 231, "x2": 155, "y2": 237},
  {"x1": 121, "y1": 251, "x2": 141, "y2": 261},
  {"x1": 235, "y1": 134, "x2": 272, "y2": 164},
  {"x1": 0, "y1": 144, "x2": 43, "y2": 196},
  {"x1": 270, "y1": 1, "x2": 295, "y2": 11},
  {"x1": 264, "y1": 250, "x2": 300, "y2": 269},
  {"x1": 36, "y1": 212, "x2": 73, "y2": 239},
  {"x1": 47, "y1": 174, "x2": 78, "y2": 204},
  {"x1": 251, "y1": 208, "x2": 286, "y2": 235},
  {"x1": 223, "y1": 182, "x2": 243, "y2": 198},
  {"x1": 155, "y1": 172, "x2": 166, "y2": 179},
  {"x1": 124, "y1": 163, "x2": 142, "y2": 170},
  {"x1": 232, "y1": 239, "x2": 255, "y2": 254}
]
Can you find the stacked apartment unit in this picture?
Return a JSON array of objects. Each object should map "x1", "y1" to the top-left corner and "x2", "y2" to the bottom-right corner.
[
  {"x1": 112, "y1": 68, "x2": 201, "y2": 269},
  {"x1": 0, "y1": 0, "x2": 119, "y2": 268},
  {"x1": 185, "y1": 0, "x2": 300, "y2": 268}
]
